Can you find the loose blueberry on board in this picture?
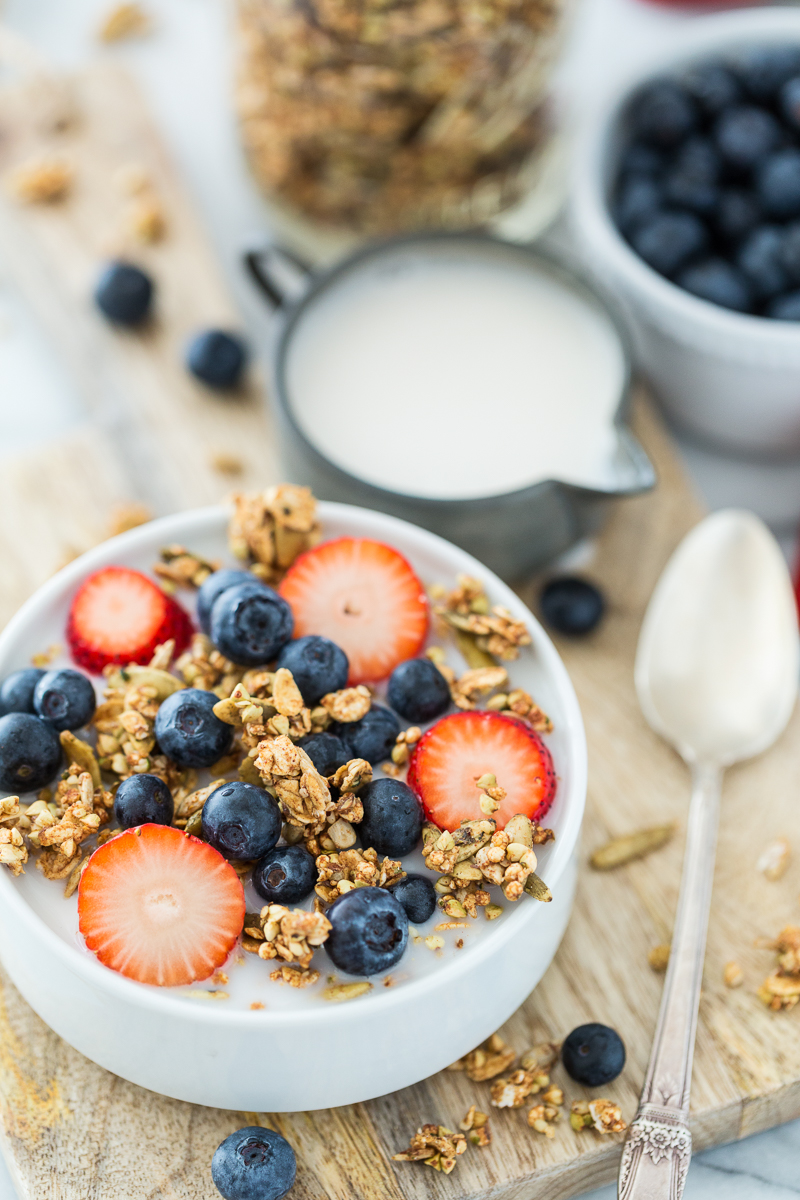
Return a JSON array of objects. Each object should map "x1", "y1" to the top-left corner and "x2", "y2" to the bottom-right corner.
[
  {"x1": 540, "y1": 577, "x2": 605, "y2": 636},
  {"x1": 325, "y1": 886, "x2": 408, "y2": 976},
  {"x1": 630, "y1": 79, "x2": 697, "y2": 148},
  {"x1": 388, "y1": 657, "x2": 451, "y2": 724},
  {"x1": 211, "y1": 1126, "x2": 297, "y2": 1200},
  {"x1": 114, "y1": 773, "x2": 174, "y2": 829},
  {"x1": 253, "y1": 844, "x2": 317, "y2": 904},
  {"x1": 757, "y1": 149, "x2": 800, "y2": 219},
  {"x1": 358, "y1": 777, "x2": 424, "y2": 857},
  {"x1": 676, "y1": 258, "x2": 753, "y2": 313},
  {"x1": 201, "y1": 781, "x2": 282, "y2": 861},
  {"x1": 276, "y1": 635, "x2": 349, "y2": 705},
  {"x1": 390, "y1": 873, "x2": 437, "y2": 924},
  {"x1": 769, "y1": 290, "x2": 800, "y2": 320},
  {"x1": 713, "y1": 106, "x2": 782, "y2": 172},
  {"x1": 0, "y1": 668, "x2": 45, "y2": 716},
  {"x1": 737, "y1": 227, "x2": 789, "y2": 301},
  {"x1": 186, "y1": 330, "x2": 248, "y2": 390},
  {"x1": 154, "y1": 688, "x2": 233, "y2": 768},
  {"x1": 197, "y1": 569, "x2": 258, "y2": 634},
  {"x1": 335, "y1": 704, "x2": 401, "y2": 766},
  {"x1": 296, "y1": 732, "x2": 350, "y2": 777},
  {"x1": 0, "y1": 713, "x2": 62, "y2": 792},
  {"x1": 33, "y1": 668, "x2": 96, "y2": 732},
  {"x1": 562, "y1": 1023, "x2": 626, "y2": 1087},
  {"x1": 210, "y1": 582, "x2": 294, "y2": 667},
  {"x1": 629, "y1": 211, "x2": 708, "y2": 277},
  {"x1": 94, "y1": 261, "x2": 153, "y2": 326}
]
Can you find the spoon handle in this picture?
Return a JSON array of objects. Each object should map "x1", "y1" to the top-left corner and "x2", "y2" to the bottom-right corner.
[{"x1": 617, "y1": 761, "x2": 722, "y2": 1200}]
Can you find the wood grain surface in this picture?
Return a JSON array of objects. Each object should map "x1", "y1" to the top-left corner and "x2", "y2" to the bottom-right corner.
[{"x1": 0, "y1": 60, "x2": 799, "y2": 1200}]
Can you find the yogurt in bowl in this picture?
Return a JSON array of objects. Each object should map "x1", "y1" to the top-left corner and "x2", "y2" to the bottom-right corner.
[{"x1": 0, "y1": 496, "x2": 586, "y2": 1111}]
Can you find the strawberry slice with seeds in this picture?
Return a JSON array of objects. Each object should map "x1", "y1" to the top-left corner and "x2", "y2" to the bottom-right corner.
[
  {"x1": 407, "y1": 710, "x2": 555, "y2": 831},
  {"x1": 78, "y1": 824, "x2": 245, "y2": 987},
  {"x1": 67, "y1": 566, "x2": 193, "y2": 673},
  {"x1": 279, "y1": 538, "x2": 428, "y2": 684}
]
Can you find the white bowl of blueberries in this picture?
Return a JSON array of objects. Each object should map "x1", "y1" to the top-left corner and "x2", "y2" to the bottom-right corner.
[{"x1": 570, "y1": 6, "x2": 800, "y2": 458}]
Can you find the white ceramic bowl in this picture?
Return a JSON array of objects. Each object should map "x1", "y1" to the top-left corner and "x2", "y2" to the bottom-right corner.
[
  {"x1": 0, "y1": 502, "x2": 586, "y2": 1111},
  {"x1": 570, "y1": 7, "x2": 800, "y2": 459}
]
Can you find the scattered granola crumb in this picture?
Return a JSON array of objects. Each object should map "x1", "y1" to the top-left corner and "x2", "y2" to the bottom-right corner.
[
  {"x1": 269, "y1": 965, "x2": 320, "y2": 988},
  {"x1": 126, "y1": 194, "x2": 166, "y2": 243},
  {"x1": 490, "y1": 1065, "x2": 551, "y2": 1109},
  {"x1": 648, "y1": 943, "x2": 671, "y2": 972},
  {"x1": 250, "y1": 1001, "x2": 266, "y2": 1010},
  {"x1": 108, "y1": 501, "x2": 152, "y2": 537},
  {"x1": 31, "y1": 644, "x2": 61, "y2": 668},
  {"x1": 9, "y1": 158, "x2": 72, "y2": 204},
  {"x1": 392, "y1": 1125, "x2": 467, "y2": 1173},
  {"x1": 212, "y1": 970, "x2": 229, "y2": 986},
  {"x1": 435, "y1": 922, "x2": 470, "y2": 931},
  {"x1": 382, "y1": 762, "x2": 402, "y2": 778},
  {"x1": 758, "y1": 926, "x2": 800, "y2": 1009},
  {"x1": 456, "y1": 939, "x2": 464, "y2": 949},
  {"x1": 98, "y1": 2, "x2": 151, "y2": 41},
  {"x1": 527, "y1": 1101, "x2": 560, "y2": 1137},
  {"x1": 756, "y1": 838, "x2": 791, "y2": 882},
  {"x1": 459, "y1": 1105, "x2": 491, "y2": 1147},
  {"x1": 723, "y1": 961, "x2": 744, "y2": 988},
  {"x1": 570, "y1": 1099, "x2": 627, "y2": 1134},
  {"x1": 449, "y1": 1032, "x2": 516, "y2": 1081},
  {"x1": 590, "y1": 824, "x2": 676, "y2": 870},
  {"x1": 383, "y1": 975, "x2": 394, "y2": 987},
  {"x1": 210, "y1": 452, "x2": 245, "y2": 476},
  {"x1": 183, "y1": 989, "x2": 230, "y2": 1001},
  {"x1": 323, "y1": 981, "x2": 372, "y2": 1002},
  {"x1": 423, "y1": 935, "x2": 444, "y2": 951}
]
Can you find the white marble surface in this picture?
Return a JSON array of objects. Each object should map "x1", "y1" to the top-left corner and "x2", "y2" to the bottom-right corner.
[{"x1": 0, "y1": 0, "x2": 799, "y2": 1196}]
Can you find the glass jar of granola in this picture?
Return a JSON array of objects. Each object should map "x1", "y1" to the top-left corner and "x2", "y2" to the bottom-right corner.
[{"x1": 235, "y1": 0, "x2": 571, "y2": 239}]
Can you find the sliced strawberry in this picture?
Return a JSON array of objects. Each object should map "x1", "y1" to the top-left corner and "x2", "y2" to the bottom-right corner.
[
  {"x1": 279, "y1": 538, "x2": 428, "y2": 684},
  {"x1": 407, "y1": 710, "x2": 555, "y2": 831},
  {"x1": 78, "y1": 824, "x2": 245, "y2": 987},
  {"x1": 67, "y1": 566, "x2": 193, "y2": 673}
]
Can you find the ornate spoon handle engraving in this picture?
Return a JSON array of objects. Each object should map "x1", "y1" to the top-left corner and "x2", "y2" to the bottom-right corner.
[{"x1": 617, "y1": 763, "x2": 722, "y2": 1200}]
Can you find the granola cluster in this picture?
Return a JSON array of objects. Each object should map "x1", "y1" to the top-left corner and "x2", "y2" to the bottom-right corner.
[
  {"x1": 758, "y1": 926, "x2": 800, "y2": 1010},
  {"x1": 392, "y1": 1124, "x2": 467, "y2": 1174},
  {"x1": 242, "y1": 904, "x2": 332, "y2": 987},
  {"x1": 570, "y1": 1099, "x2": 627, "y2": 1134},
  {"x1": 236, "y1": 0, "x2": 565, "y2": 234},
  {"x1": 314, "y1": 847, "x2": 405, "y2": 903},
  {"x1": 153, "y1": 545, "x2": 220, "y2": 591},
  {"x1": 176, "y1": 634, "x2": 244, "y2": 697},
  {"x1": 433, "y1": 575, "x2": 533, "y2": 663},
  {"x1": 229, "y1": 484, "x2": 320, "y2": 583},
  {"x1": 94, "y1": 653, "x2": 192, "y2": 785}
]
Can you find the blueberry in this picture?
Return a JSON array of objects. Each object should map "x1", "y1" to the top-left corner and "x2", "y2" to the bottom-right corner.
[
  {"x1": 757, "y1": 150, "x2": 800, "y2": 219},
  {"x1": 388, "y1": 658, "x2": 451, "y2": 725},
  {"x1": 275, "y1": 635, "x2": 349, "y2": 705},
  {"x1": 779, "y1": 222, "x2": 800, "y2": 284},
  {"x1": 114, "y1": 773, "x2": 174, "y2": 829},
  {"x1": 683, "y1": 60, "x2": 742, "y2": 116},
  {"x1": 197, "y1": 569, "x2": 258, "y2": 634},
  {"x1": 713, "y1": 188, "x2": 761, "y2": 243},
  {"x1": 358, "y1": 777, "x2": 423, "y2": 857},
  {"x1": 390, "y1": 873, "x2": 437, "y2": 923},
  {"x1": 325, "y1": 886, "x2": 408, "y2": 976},
  {"x1": 768, "y1": 291, "x2": 800, "y2": 321},
  {"x1": 210, "y1": 582, "x2": 294, "y2": 667},
  {"x1": 154, "y1": 688, "x2": 233, "y2": 768},
  {"x1": 734, "y1": 45, "x2": 800, "y2": 103},
  {"x1": 0, "y1": 712, "x2": 61, "y2": 793},
  {"x1": 629, "y1": 80, "x2": 697, "y2": 148},
  {"x1": 629, "y1": 212, "x2": 707, "y2": 278},
  {"x1": 614, "y1": 177, "x2": 662, "y2": 234},
  {"x1": 296, "y1": 732, "x2": 350, "y2": 777},
  {"x1": 781, "y1": 76, "x2": 800, "y2": 131},
  {"x1": 737, "y1": 227, "x2": 789, "y2": 301},
  {"x1": 540, "y1": 577, "x2": 605, "y2": 636},
  {"x1": 186, "y1": 330, "x2": 248, "y2": 390},
  {"x1": 562, "y1": 1023, "x2": 626, "y2": 1087},
  {"x1": 664, "y1": 138, "x2": 720, "y2": 216},
  {"x1": 94, "y1": 261, "x2": 153, "y2": 326},
  {"x1": 618, "y1": 142, "x2": 664, "y2": 179},
  {"x1": 211, "y1": 1126, "x2": 296, "y2": 1200},
  {"x1": 0, "y1": 668, "x2": 45, "y2": 716},
  {"x1": 714, "y1": 106, "x2": 782, "y2": 173},
  {"x1": 253, "y1": 844, "x2": 317, "y2": 904},
  {"x1": 201, "y1": 780, "x2": 281, "y2": 860},
  {"x1": 676, "y1": 258, "x2": 753, "y2": 313},
  {"x1": 335, "y1": 704, "x2": 400, "y2": 765},
  {"x1": 33, "y1": 669, "x2": 96, "y2": 732}
]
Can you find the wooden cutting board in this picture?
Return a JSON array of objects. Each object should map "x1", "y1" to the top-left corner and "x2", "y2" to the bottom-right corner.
[{"x1": 0, "y1": 58, "x2": 799, "y2": 1200}]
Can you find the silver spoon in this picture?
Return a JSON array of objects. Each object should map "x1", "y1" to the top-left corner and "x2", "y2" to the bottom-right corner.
[{"x1": 618, "y1": 509, "x2": 798, "y2": 1200}]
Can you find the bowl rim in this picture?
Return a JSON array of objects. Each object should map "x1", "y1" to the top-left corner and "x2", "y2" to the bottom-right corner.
[
  {"x1": 570, "y1": 4, "x2": 800, "y2": 344},
  {"x1": 0, "y1": 501, "x2": 587, "y2": 1029}
]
